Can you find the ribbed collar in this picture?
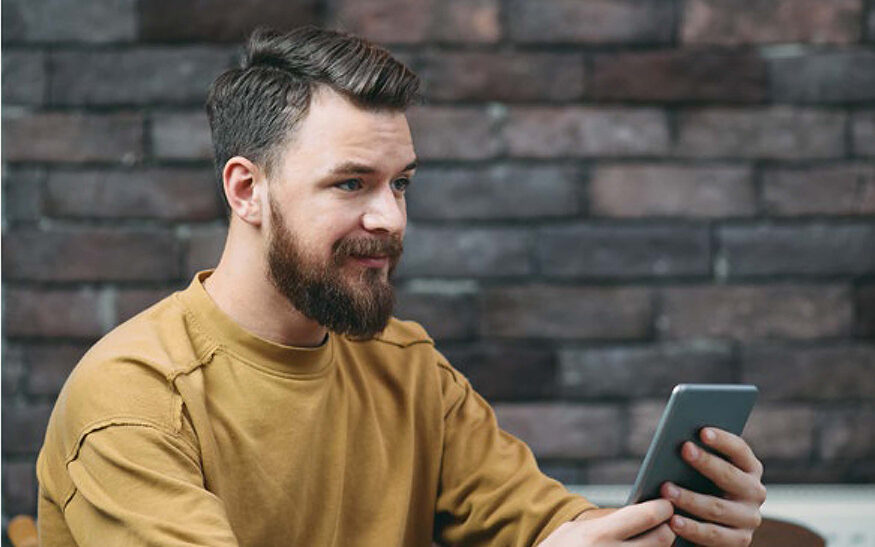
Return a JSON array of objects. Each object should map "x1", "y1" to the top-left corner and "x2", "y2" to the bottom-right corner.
[{"x1": 178, "y1": 270, "x2": 335, "y2": 378}]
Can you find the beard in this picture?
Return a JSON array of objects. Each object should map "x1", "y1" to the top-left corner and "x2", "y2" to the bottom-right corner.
[{"x1": 266, "y1": 197, "x2": 402, "y2": 339}]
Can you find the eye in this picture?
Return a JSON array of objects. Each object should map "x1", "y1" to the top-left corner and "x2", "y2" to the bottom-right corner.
[
  {"x1": 391, "y1": 177, "x2": 411, "y2": 193},
  {"x1": 335, "y1": 179, "x2": 363, "y2": 192}
]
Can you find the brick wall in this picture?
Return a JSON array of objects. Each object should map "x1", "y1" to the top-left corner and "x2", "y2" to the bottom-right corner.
[{"x1": 3, "y1": 0, "x2": 874, "y2": 522}]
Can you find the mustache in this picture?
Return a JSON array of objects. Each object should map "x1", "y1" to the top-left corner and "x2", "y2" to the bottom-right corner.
[{"x1": 332, "y1": 235, "x2": 404, "y2": 262}]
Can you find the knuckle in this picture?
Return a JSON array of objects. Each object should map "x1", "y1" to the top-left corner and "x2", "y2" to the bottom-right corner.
[
  {"x1": 657, "y1": 523, "x2": 675, "y2": 545},
  {"x1": 739, "y1": 530, "x2": 754, "y2": 546},
  {"x1": 706, "y1": 524, "x2": 722, "y2": 544},
  {"x1": 751, "y1": 510, "x2": 763, "y2": 529},
  {"x1": 707, "y1": 498, "x2": 726, "y2": 521}
]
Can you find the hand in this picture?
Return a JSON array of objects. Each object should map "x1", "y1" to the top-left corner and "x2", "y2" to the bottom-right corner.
[
  {"x1": 538, "y1": 499, "x2": 676, "y2": 546},
  {"x1": 660, "y1": 427, "x2": 767, "y2": 546}
]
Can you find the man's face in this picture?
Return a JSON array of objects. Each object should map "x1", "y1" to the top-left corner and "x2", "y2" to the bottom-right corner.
[{"x1": 263, "y1": 87, "x2": 416, "y2": 338}]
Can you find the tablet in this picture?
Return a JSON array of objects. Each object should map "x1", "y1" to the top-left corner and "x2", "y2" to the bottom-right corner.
[{"x1": 626, "y1": 384, "x2": 758, "y2": 506}]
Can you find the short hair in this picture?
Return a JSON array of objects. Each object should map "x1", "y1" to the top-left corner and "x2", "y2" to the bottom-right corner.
[{"x1": 205, "y1": 26, "x2": 421, "y2": 204}]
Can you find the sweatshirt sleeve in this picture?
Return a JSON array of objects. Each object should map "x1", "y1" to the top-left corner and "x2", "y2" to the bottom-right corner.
[
  {"x1": 58, "y1": 423, "x2": 238, "y2": 546},
  {"x1": 433, "y1": 360, "x2": 596, "y2": 546}
]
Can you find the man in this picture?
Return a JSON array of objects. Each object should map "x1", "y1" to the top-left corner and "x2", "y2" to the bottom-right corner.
[{"x1": 37, "y1": 27, "x2": 765, "y2": 546}]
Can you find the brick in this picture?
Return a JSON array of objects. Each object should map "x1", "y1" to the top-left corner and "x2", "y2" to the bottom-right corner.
[
  {"x1": 586, "y1": 460, "x2": 640, "y2": 484},
  {"x1": 819, "y1": 406, "x2": 875, "y2": 460},
  {"x1": 493, "y1": 403, "x2": 623, "y2": 458},
  {"x1": 1, "y1": 403, "x2": 53, "y2": 454},
  {"x1": 139, "y1": 0, "x2": 318, "y2": 42},
  {"x1": 2, "y1": 50, "x2": 46, "y2": 105},
  {"x1": 2, "y1": 345, "x2": 26, "y2": 396},
  {"x1": 51, "y1": 48, "x2": 233, "y2": 106},
  {"x1": 539, "y1": 463, "x2": 587, "y2": 485},
  {"x1": 676, "y1": 108, "x2": 846, "y2": 159},
  {"x1": 407, "y1": 106, "x2": 499, "y2": 160},
  {"x1": 333, "y1": 0, "x2": 434, "y2": 44},
  {"x1": 507, "y1": 0, "x2": 673, "y2": 44},
  {"x1": 770, "y1": 49, "x2": 875, "y2": 104},
  {"x1": 394, "y1": 290, "x2": 478, "y2": 341},
  {"x1": 559, "y1": 341, "x2": 734, "y2": 398},
  {"x1": 592, "y1": 50, "x2": 766, "y2": 103},
  {"x1": 743, "y1": 344, "x2": 875, "y2": 401},
  {"x1": 3, "y1": 287, "x2": 106, "y2": 338},
  {"x1": 22, "y1": 344, "x2": 89, "y2": 396},
  {"x1": 762, "y1": 164, "x2": 875, "y2": 216},
  {"x1": 2, "y1": 0, "x2": 136, "y2": 43},
  {"x1": 482, "y1": 286, "x2": 652, "y2": 340},
  {"x1": 591, "y1": 164, "x2": 754, "y2": 218},
  {"x1": 745, "y1": 405, "x2": 816, "y2": 459},
  {"x1": 505, "y1": 107, "x2": 669, "y2": 158},
  {"x1": 682, "y1": 0, "x2": 863, "y2": 45},
  {"x1": 440, "y1": 342, "x2": 556, "y2": 400},
  {"x1": 659, "y1": 285, "x2": 852, "y2": 340},
  {"x1": 432, "y1": 0, "x2": 500, "y2": 43},
  {"x1": 185, "y1": 225, "x2": 227, "y2": 274},
  {"x1": 3, "y1": 227, "x2": 181, "y2": 282},
  {"x1": 420, "y1": 52, "x2": 585, "y2": 102},
  {"x1": 116, "y1": 287, "x2": 177, "y2": 323},
  {"x1": 399, "y1": 225, "x2": 531, "y2": 278},
  {"x1": 2, "y1": 112, "x2": 143, "y2": 163},
  {"x1": 2, "y1": 167, "x2": 44, "y2": 224},
  {"x1": 537, "y1": 224, "x2": 711, "y2": 279},
  {"x1": 759, "y1": 461, "x2": 847, "y2": 483},
  {"x1": 44, "y1": 168, "x2": 222, "y2": 221},
  {"x1": 407, "y1": 164, "x2": 581, "y2": 221},
  {"x1": 151, "y1": 111, "x2": 214, "y2": 160},
  {"x1": 719, "y1": 223, "x2": 875, "y2": 277},
  {"x1": 3, "y1": 462, "x2": 37, "y2": 516},
  {"x1": 628, "y1": 400, "x2": 667, "y2": 456},
  {"x1": 859, "y1": 284, "x2": 875, "y2": 337},
  {"x1": 852, "y1": 111, "x2": 875, "y2": 157}
]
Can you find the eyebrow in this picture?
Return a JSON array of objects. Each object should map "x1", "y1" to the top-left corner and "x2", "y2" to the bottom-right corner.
[{"x1": 329, "y1": 159, "x2": 418, "y2": 176}]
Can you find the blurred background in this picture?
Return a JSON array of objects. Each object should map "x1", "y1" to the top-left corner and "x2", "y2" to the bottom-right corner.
[{"x1": 2, "y1": 0, "x2": 874, "y2": 529}]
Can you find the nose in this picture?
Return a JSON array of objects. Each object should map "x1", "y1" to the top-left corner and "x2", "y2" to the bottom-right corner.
[{"x1": 361, "y1": 185, "x2": 406, "y2": 235}]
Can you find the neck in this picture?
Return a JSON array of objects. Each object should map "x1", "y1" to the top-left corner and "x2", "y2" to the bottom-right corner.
[{"x1": 203, "y1": 223, "x2": 328, "y2": 348}]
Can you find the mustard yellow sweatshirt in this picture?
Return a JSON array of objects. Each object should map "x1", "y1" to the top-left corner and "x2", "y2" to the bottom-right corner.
[{"x1": 37, "y1": 271, "x2": 594, "y2": 546}]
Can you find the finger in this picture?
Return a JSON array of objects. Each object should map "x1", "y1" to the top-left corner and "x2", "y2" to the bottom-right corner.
[
  {"x1": 681, "y1": 441, "x2": 763, "y2": 500},
  {"x1": 626, "y1": 523, "x2": 676, "y2": 547},
  {"x1": 700, "y1": 427, "x2": 764, "y2": 478},
  {"x1": 670, "y1": 514, "x2": 754, "y2": 547},
  {"x1": 601, "y1": 499, "x2": 673, "y2": 539},
  {"x1": 661, "y1": 482, "x2": 762, "y2": 529}
]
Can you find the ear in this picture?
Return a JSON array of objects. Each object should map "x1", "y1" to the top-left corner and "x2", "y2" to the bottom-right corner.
[{"x1": 222, "y1": 156, "x2": 264, "y2": 227}]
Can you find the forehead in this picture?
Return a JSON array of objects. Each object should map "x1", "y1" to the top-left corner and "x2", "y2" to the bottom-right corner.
[{"x1": 276, "y1": 87, "x2": 415, "y2": 176}]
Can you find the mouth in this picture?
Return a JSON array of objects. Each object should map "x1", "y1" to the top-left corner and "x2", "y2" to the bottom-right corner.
[{"x1": 350, "y1": 255, "x2": 390, "y2": 268}]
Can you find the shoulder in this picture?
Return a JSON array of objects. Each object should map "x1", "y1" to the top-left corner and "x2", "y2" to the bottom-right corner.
[{"x1": 370, "y1": 317, "x2": 434, "y2": 348}]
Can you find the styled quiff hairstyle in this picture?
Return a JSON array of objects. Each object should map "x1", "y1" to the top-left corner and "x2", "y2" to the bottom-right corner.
[{"x1": 205, "y1": 26, "x2": 421, "y2": 201}]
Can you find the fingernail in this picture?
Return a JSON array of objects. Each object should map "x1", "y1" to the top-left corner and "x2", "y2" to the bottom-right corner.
[
  {"x1": 702, "y1": 428, "x2": 716, "y2": 442},
  {"x1": 672, "y1": 516, "x2": 685, "y2": 529},
  {"x1": 666, "y1": 484, "x2": 680, "y2": 499},
  {"x1": 686, "y1": 442, "x2": 700, "y2": 460}
]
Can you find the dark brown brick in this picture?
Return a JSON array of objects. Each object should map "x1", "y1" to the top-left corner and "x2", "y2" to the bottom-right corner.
[
  {"x1": 51, "y1": 48, "x2": 233, "y2": 106},
  {"x1": 22, "y1": 344, "x2": 89, "y2": 396},
  {"x1": 2, "y1": 0, "x2": 136, "y2": 43},
  {"x1": 586, "y1": 460, "x2": 640, "y2": 484},
  {"x1": 3, "y1": 287, "x2": 106, "y2": 338},
  {"x1": 762, "y1": 164, "x2": 875, "y2": 216},
  {"x1": 559, "y1": 341, "x2": 734, "y2": 398},
  {"x1": 504, "y1": 107, "x2": 669, "y2": 158},
  {"x1": 333, "y1": 0, "x2": 434, "y2": 44},
  {"x1": 44, "y1": 168, "x2": 222, "y2": 221},
  {"x1": 743, "y1": 344, "x2": 875, "y2": 401},
  {"x1": 770, "y1": 49, "x2": 875, "y2": 104},
  {"x1": 819, "y1": 406, "x2": 875, "y2": 460},
  {"x1": 537, "y1": 224, "x2": 711, "y2": 279},
  {"x1": 482, "y1": 286, "x2": 652, "y2": 340},
  {"x1": 2, "y1": 50, "x2": 46, "y2": 105},
  {"x1": 3, "y1": 227, "x2": 181, "y2": 282},
  {"x1": 420, "y1": 52, "x2": 585, "y2": 102},
  {"x1": 151, "y1": 111, "x2": 214, "y2": 160},
  {"x1": 2, "y1": 112, "x2": 143, "y2": 163},
  {"x1": 719, "y1": 223, "x2": 875, "y2": 277},
  {"x1": 591, "y1": 164, "x2": 755, "y2": 218},
  {"x1": 853, "y1": 110, "x2": 875, "y2": 157},
  {"x1": 185, "y1": 225, "x2": 227, "y2": 274},
  {"x1": 432, "y1": 0, "x2": 500, "y2": 43},
  {"x1": 592, "y1": 50, "x2": 766, "y2": 103},
  {"x1": 2, "y1": 167, "x2": 45, "y2": 224},
  {"x1": 1, "y1": 403, "x2": 53, "y2": 454},
  {"x1": 493, "y1": 403, "x2": 623, "y2": 458},
  {"x1": 2, "y1": 345, "x2": 26, "y2": 396},
  {"x1": 399, "y1": 226, "x2": 532, "y2": 278},
  {"x1": 507, "y1": 0, "x2": 673, "y2": 44},
  {"x1": 858, "y1": 284, "x2": 875, "y2": 338},
  {"x1": 407, "y1": 106, "x2": 499, "y2": 160},
  {"x1": 116, "y1": 287, "x2": 178, "y2": 324},
  {"x1": 628, "y1": 400, "x2": 667, "y2": 456},
  {"x1": 407, "y1": 164, "x2": 581, "y2": 221},
  {"x1": 676, "y1": 108, "x2": 846, "y2": 159},
  {"x1": 139, "y1": 0, "x2": 318, "y2": 42},
  {"x1": 659, "y1": 285, "x2": 852, "y2": 340},
  {"x1": 395, "y1": 289, "x2": 478, "y2": 341},
  {"x1": 744, "y1": 405, "x2": 815, "y2": 459},
  {"x1": 441, "y1": 342, "x2": 557, "y2": 400},
  {"x1": 3, "y1": 461, "x2": 37, "y2": 516},
  {"x1": 682, "y1": 0, "x2": 863, "y2": 45}
]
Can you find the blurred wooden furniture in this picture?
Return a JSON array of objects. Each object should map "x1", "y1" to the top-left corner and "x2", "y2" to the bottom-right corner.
[
  {"x1": 751, "y1": 517, "x2": 825, "y2": 546},
  {"x1": 8, "y1": 515, "x2": 38, "y2": 547}
]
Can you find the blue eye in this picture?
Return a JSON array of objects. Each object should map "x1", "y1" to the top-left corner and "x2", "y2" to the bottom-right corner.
[
  {"x1": 391, "y1": 177, "x2": 411, "y2": 193},
  {"x1": 336, "y1": 179, "x2": 362, "y2": 191}
]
